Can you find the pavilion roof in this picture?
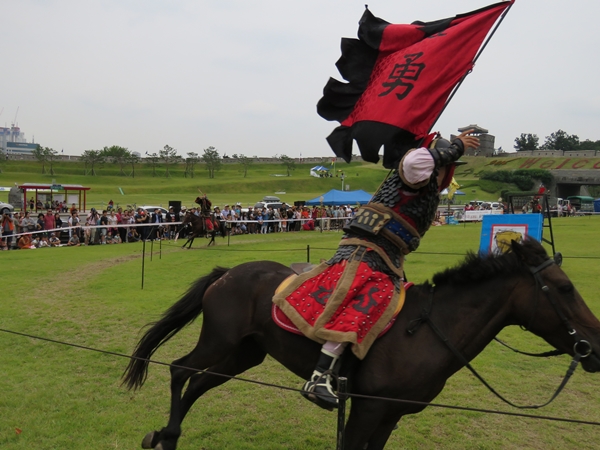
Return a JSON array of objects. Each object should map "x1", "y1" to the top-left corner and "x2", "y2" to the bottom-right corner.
[{"x1": 18, "y1": 183, "x2": 91, "y2": 191}]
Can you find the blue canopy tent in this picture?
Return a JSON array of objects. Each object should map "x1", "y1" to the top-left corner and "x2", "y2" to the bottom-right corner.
[
  {"x1": 310, "y1": 165, "x2": 330, "y2": 177},
  {"x1": 305, "y1": 189, "x2": 372, "y2": 206}
]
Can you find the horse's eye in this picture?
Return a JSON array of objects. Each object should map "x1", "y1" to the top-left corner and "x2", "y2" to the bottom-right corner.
[{"x1": 557, "y1": 284, "x2": 574, "y2": 295}]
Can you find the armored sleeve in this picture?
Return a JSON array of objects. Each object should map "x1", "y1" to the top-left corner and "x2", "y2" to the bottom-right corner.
[{"x1": 428, "y1": 139, "x2": 465, "y2": 169}]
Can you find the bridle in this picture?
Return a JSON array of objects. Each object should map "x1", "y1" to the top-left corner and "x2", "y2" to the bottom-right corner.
[
  {"x1": 407, "y1": 253, "x2": 594, "y2": 409},
  {"x1": 525, "y1": 256, "x2": 592, "y2": 359}
]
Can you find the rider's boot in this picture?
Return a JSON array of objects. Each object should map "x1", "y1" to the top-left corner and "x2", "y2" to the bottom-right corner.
[{"x1": 301, "y1": 349, "x2": 340, "y2": 410}]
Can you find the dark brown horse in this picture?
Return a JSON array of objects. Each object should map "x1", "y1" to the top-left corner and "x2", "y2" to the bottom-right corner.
[
  {"x1": 177, "y1": 211, "x2": 221, "y2": 248},
  {"x1": 123, "y1": 239, "x2": 600, "y2": 450}
]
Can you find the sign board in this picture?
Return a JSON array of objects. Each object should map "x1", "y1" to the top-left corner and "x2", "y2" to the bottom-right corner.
[
  {"x1": 479, "y1": 214, "x2": 544, "y2": 255},
  {"x1": 51, "y1": 184, "x2": 64, "y2": 191},
  {"x1": 461, "y1": 209, "x2": 503, "y2": 222}
]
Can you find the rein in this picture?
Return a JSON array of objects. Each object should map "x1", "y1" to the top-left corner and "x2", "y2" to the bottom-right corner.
[
  {"x1": 492, "y1": 337, "x2": 563, "y2": 358},
  {"x1": 407, "y1": 257, "x2": 593, "y2": 409}
]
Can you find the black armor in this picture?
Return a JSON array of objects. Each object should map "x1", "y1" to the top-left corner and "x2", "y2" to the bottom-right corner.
[
  {"x1": 330, "y1": 138, "x2": 465, "y2": 280},
  {"x1": 428, "y1": 138, "x2": 465, "y2": 169}
]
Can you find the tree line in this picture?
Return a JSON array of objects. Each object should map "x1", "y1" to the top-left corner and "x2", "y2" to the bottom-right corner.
[
  {"x1": 27, "y1": 145, "x2": 296, "y2": 178},
  {"x1": 514, "y1": 130, "x2": 600, "y2": 152}
]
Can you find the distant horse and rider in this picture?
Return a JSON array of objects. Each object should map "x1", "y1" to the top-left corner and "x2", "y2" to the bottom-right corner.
[
  {"x1": 123, "y1": 238, "x2": 600, "y2": 450},
  {"x1": 177, "y1": 194, "x2": 225, "y2": 249}
]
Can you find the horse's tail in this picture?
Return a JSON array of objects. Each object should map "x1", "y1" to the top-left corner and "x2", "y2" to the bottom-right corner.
[{"x1": 122, "y1": 266, "x2": 230, "y2": 390}]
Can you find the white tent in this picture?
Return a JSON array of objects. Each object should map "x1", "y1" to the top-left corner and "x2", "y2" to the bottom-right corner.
[{"x1": 440, "y1": 188, "x2": 466, "y2": 195}]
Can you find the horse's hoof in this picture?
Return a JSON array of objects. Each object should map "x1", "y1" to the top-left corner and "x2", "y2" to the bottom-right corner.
[{"x1": 141, "y1": 431, "x2": 157, "y2": 449}]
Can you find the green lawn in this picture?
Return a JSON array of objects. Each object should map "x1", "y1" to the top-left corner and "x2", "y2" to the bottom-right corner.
[{"x1": 1, "y1": 217, "x2": 600, "y2": 449}]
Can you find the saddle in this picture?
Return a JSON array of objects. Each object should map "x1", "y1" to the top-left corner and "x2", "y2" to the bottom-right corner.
[
  {"x1": 290, "y1": 263, "x2": 316, "y2": 275},
  {"x1": 272, "y1": 269, "x2": 412, "y2": 339}
]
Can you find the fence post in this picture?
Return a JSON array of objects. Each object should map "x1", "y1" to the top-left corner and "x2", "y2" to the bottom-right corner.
[
  {"x1": 307, "y1": 244, "x2": 310, "y2": 263},
  {"x1": 141, "y1": 239, "x2": 146, "y2": 290},
  {"x1": 336, "y1": 377, "x2": 347, "y2": 450}
]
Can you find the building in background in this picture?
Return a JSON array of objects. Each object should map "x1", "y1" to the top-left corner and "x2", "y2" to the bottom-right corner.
[
  {"x1": 1, "y1": 124, "x2": 37, "y2": 156},
  {"x1": 452, "y1": 124, "x2": 495, "y2": 157}
]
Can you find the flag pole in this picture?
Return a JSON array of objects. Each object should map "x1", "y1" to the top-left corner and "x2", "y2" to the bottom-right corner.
[{"x1": 425, "y1": 1, "x2": 515, "y2": 135}]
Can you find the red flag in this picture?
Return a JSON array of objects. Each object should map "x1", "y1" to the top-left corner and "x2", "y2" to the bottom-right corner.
[{"x1": 318, "y1": 1, "x2": 514, "y2": 168}]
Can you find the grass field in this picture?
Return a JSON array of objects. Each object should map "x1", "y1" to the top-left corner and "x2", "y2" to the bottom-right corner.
[{"x1": 1, "y1": 217, "x2": 600, "y2": 449}]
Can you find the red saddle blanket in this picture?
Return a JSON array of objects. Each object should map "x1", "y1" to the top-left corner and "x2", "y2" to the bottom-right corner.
[{"x1": 272, "y1": 278, "x2": 413, "y2": 338}]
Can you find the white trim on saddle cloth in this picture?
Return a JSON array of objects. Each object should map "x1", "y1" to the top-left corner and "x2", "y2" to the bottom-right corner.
[{"x1": 272, "y1": 280, "x2": 414, "y2": 338}]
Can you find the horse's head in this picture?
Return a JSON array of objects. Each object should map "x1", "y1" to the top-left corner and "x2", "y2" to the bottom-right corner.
[
  {"x1": 510, "y1": 238, "x2": 600, "y2": 372},
  {"x1": 180, "y1": 211, "x2": 208, "y2": 234},
  {"x1": 181, "y1": 211, "x2": 196, "y2": 227}
]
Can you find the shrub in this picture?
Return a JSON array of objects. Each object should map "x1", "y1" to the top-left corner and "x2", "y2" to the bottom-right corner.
[
  {"x1": 479, "y1": 169, "x2": 553, "y2": 192},
  {"x1": 478, "y1": 180, "x2": 506, "y2": 193}
]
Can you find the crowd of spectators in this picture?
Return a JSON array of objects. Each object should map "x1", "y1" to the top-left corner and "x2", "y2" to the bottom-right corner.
[
  {"x1": 27, "y1": 197, "x2": 71, "y2": 213},
  {"x1": 0, "y1": 202, "x2": 358, "y2": 251},
  {"x1": 0, "y1": 206, "x2": 163, "y2": 250},
  {"x1": 205, "y1": 203, "x2": 356, "y2": 235}
]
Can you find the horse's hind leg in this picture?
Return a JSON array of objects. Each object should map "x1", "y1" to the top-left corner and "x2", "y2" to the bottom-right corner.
[{"x1": 142, "y1": 339, "x2": 267, "y2": 450}]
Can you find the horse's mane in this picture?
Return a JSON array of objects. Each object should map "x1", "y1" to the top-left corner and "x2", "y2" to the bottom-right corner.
[{"x1": 431, "y1": 238, "x2": 549, "y2": 286}]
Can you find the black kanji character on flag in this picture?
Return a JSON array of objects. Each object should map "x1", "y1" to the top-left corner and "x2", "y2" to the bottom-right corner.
[{"x1": 379, "y1": 52, "x2": 425, "y2": 100}]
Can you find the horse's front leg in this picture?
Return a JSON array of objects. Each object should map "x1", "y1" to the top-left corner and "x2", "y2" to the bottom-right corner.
[
  {"x1": 362, "y1": 415, "x2": 402, "y2": 450},
  {"x1": 186, "y1": 237, "x2": 194, "y2": 249},
  {"x1": 344, "y1": 398, "x2": 400, "y2": 450}
]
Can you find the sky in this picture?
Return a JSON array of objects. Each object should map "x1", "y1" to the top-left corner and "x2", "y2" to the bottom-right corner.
[{"x1": 2, "y1": 0, "x2": 599, "y2": 158}]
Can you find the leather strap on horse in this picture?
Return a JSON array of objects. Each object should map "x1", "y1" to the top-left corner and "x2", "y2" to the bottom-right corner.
[
  {"x1": 407, "y1": 284, "x2": 584, "y2": 410},
  {"x1": 493, "y1": 337, "x2": 564, "y2": 358}
]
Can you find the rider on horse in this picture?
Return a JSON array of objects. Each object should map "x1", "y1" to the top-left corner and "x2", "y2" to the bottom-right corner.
[
  {"x1": 273, "y1": 130, "x2": 479, "y2": 410},
  {"x1": 195, "y1": 194, "x2": 216, "y2": 232}
]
